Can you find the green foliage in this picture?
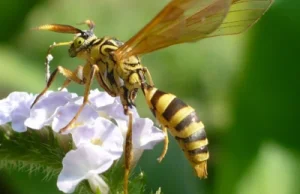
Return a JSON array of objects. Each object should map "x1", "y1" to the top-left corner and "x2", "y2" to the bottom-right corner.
[
  {"x1": 104, "y1": 157, "x2": 147, "y2": 194},
  {"x1": 0, "y1": 125, "x2": 67, "y2": 176},
  {"x1": 0, "y1": 125, "x2": 150, "y2": 194}
]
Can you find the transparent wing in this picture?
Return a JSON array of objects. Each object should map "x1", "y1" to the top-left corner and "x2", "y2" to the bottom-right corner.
[
  {"x1": 115, "y1": 0, "x2": 232, "y2": 60},
  {"x1": 115, "y1": 0, "x2": 273, "y2": 61},
  {"x1": 208, "y1": 0, "x2": 274, "y2": 37}
]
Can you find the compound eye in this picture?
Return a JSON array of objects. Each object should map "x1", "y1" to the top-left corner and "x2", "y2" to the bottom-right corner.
[{"x1": 74, "y1": 37, "x2": 85, "y2": 48}]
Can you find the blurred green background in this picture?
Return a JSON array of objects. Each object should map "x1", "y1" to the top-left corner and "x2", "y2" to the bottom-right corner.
[{"x1": 0, "y1": 0, "x2": 299, "y2": 194}]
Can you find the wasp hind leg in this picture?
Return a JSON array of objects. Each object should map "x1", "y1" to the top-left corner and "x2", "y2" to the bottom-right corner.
[
  {"x1": 118, "y1": 85, "x2": 139, "y2": 194},
  {"x1": 142, "y1": 67, "x2": 154, "y2": 86},
  {"x1": 31, "y1": 66, "x2": 84, "y2": 108},
  {"x1": 123, "y1": 106, "x2": 133, "y2": 194},
  {"x1": 141, "y1": 68, "x2": 170, "y2": 162},
  {"x1": 157, "y1": 126, "x2": 169, "y2": 163}
]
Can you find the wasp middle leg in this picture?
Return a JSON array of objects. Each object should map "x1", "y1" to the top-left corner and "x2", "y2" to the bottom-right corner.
[
  {"x1": 59, "y1": 64, "x2": 99, "y2": 133},
  {"x1": 59, "y1": 65, "x2": 84, "y2": 91}
]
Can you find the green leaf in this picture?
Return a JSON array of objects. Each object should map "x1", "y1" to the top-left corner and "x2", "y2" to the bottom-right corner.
[
  {"x1": 0, "y1": 125, "x2": 69, "y2": 176},
  {"x1": 0, "y1": 125, "x2": 94, "y2": 194}
]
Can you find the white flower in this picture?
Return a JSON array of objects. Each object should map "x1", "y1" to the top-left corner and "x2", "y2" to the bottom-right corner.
[
  {"x1": 0, "y1": 89, "x2": 166, "y2": 193},
  {"x1": 88, "y1": 175, "x2": 109, "y2": 194},
  {"x1": 0, "y1": 99, "x2": 12, "y2": 125},
  {"x1": 132, "y1": 118, "x2": 165, "y2": 150},
  {"x1": 97, "y1": 97, "x2": 139, "y2": 137},
  {"x1": 99, "y1": 97, "x2": 139, "y2": 120},
  {"x1": 89, "y1": 89, "x2": 115, "y2": 108},
  {"x1": 25, "y1": 91, "x2": 75, "y2": 130},
  {"x1": 57, "y1": 144, "x2": 113, "y2": 193},
  {"x1": 10, "y1": 99, "x2": 33, "y2": 132},
  {"x1": 72, "y1": 117, "x2": 124, "y2": 160},
  {"x1": 0, "y1": 92, "x2": 35, "y2": 132},
  {"x1": 52, "y1": 102, "x2": 98, "y2": 133}
]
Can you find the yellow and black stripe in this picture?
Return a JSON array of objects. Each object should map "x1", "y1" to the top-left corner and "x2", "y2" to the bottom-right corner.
[{"x1": 142, "y1": 84, "x2": 209, "y2": 178}]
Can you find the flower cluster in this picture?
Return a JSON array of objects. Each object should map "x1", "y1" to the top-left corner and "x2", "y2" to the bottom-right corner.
[{"x1": 0, "y1": 89, "x2": 165, "y2": 193}]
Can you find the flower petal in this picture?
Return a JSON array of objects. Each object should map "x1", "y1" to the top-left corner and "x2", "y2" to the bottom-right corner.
[
  {"x1": 10, "y1": 100, "x2": 32, "y2": 132},
  {"x1": 0, "y1": 92, "x2": 34, "y2": 125},
  {"x1": 57, "y1": 144, "x2": 113, "y2": 193},
  {"x1": 0, "y1": 100, "x2": 13, "y2": 124},
  {"x1": 89, "y1": 89, "x2": 115, "y2": 108},
  {"x1": 52, "y1": 103, "x2": 98, "y2": 133},
  {"x1": 93, "y1": 117, "x2": 124, "y2": 159},
  {"x1": 98, "y1": 99, "x2": 140, "y2": 138},
  {"x1": 98, "y1": 97, "x2": 139, "y2": 121},
  {"x1": 132, "y1": 118, "x2": 165, "y2": 150},
  {"x1": 25, "y1": 91, "x2": 73, "y2": 130},
  {"x1": 7, "y1": 92, "x2": 33, "y2": 103},
  {"x1": 72, "y1": 117, "x2": 123, "y2": 160},
  {"x1": 88, "y1": 175, "x2": 110, "y2": 194}
]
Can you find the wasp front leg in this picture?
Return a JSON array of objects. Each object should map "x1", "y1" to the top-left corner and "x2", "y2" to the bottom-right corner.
[
  {"x1": 44, "y1": 41, "x2": 73, "y2": 82},
  {"x1": 31, "y1": 66, "x2": 84, "y2": 108}
]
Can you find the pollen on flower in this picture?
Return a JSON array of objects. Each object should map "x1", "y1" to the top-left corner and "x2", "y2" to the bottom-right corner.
[
  {"x1": 71, "y1": 121, "x2": 84, "y2": 129},
  {"x1": 98, "y1": 112, "x2": 111, "y2": 120},
  {"x1": 91, "y1": 138, "x2": 103, "y2": 146}
]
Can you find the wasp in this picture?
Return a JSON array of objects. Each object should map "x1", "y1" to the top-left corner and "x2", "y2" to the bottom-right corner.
[{"x1": 31, "y1": 0, "x2": 273, "y2": 193}]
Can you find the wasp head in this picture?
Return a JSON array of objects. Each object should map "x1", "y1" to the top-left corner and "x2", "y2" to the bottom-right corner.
[
  {"x1": 33, "y1": 20, "x2": 97, "y2": 58},
  {"x1": 68, "y1": 30, "x2": 97, "y2": 58}
]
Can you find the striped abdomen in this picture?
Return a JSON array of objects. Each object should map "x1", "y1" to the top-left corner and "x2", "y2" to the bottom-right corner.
[{"x1": 142, "y1": 85, "x2": 209, "y2": 178}]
